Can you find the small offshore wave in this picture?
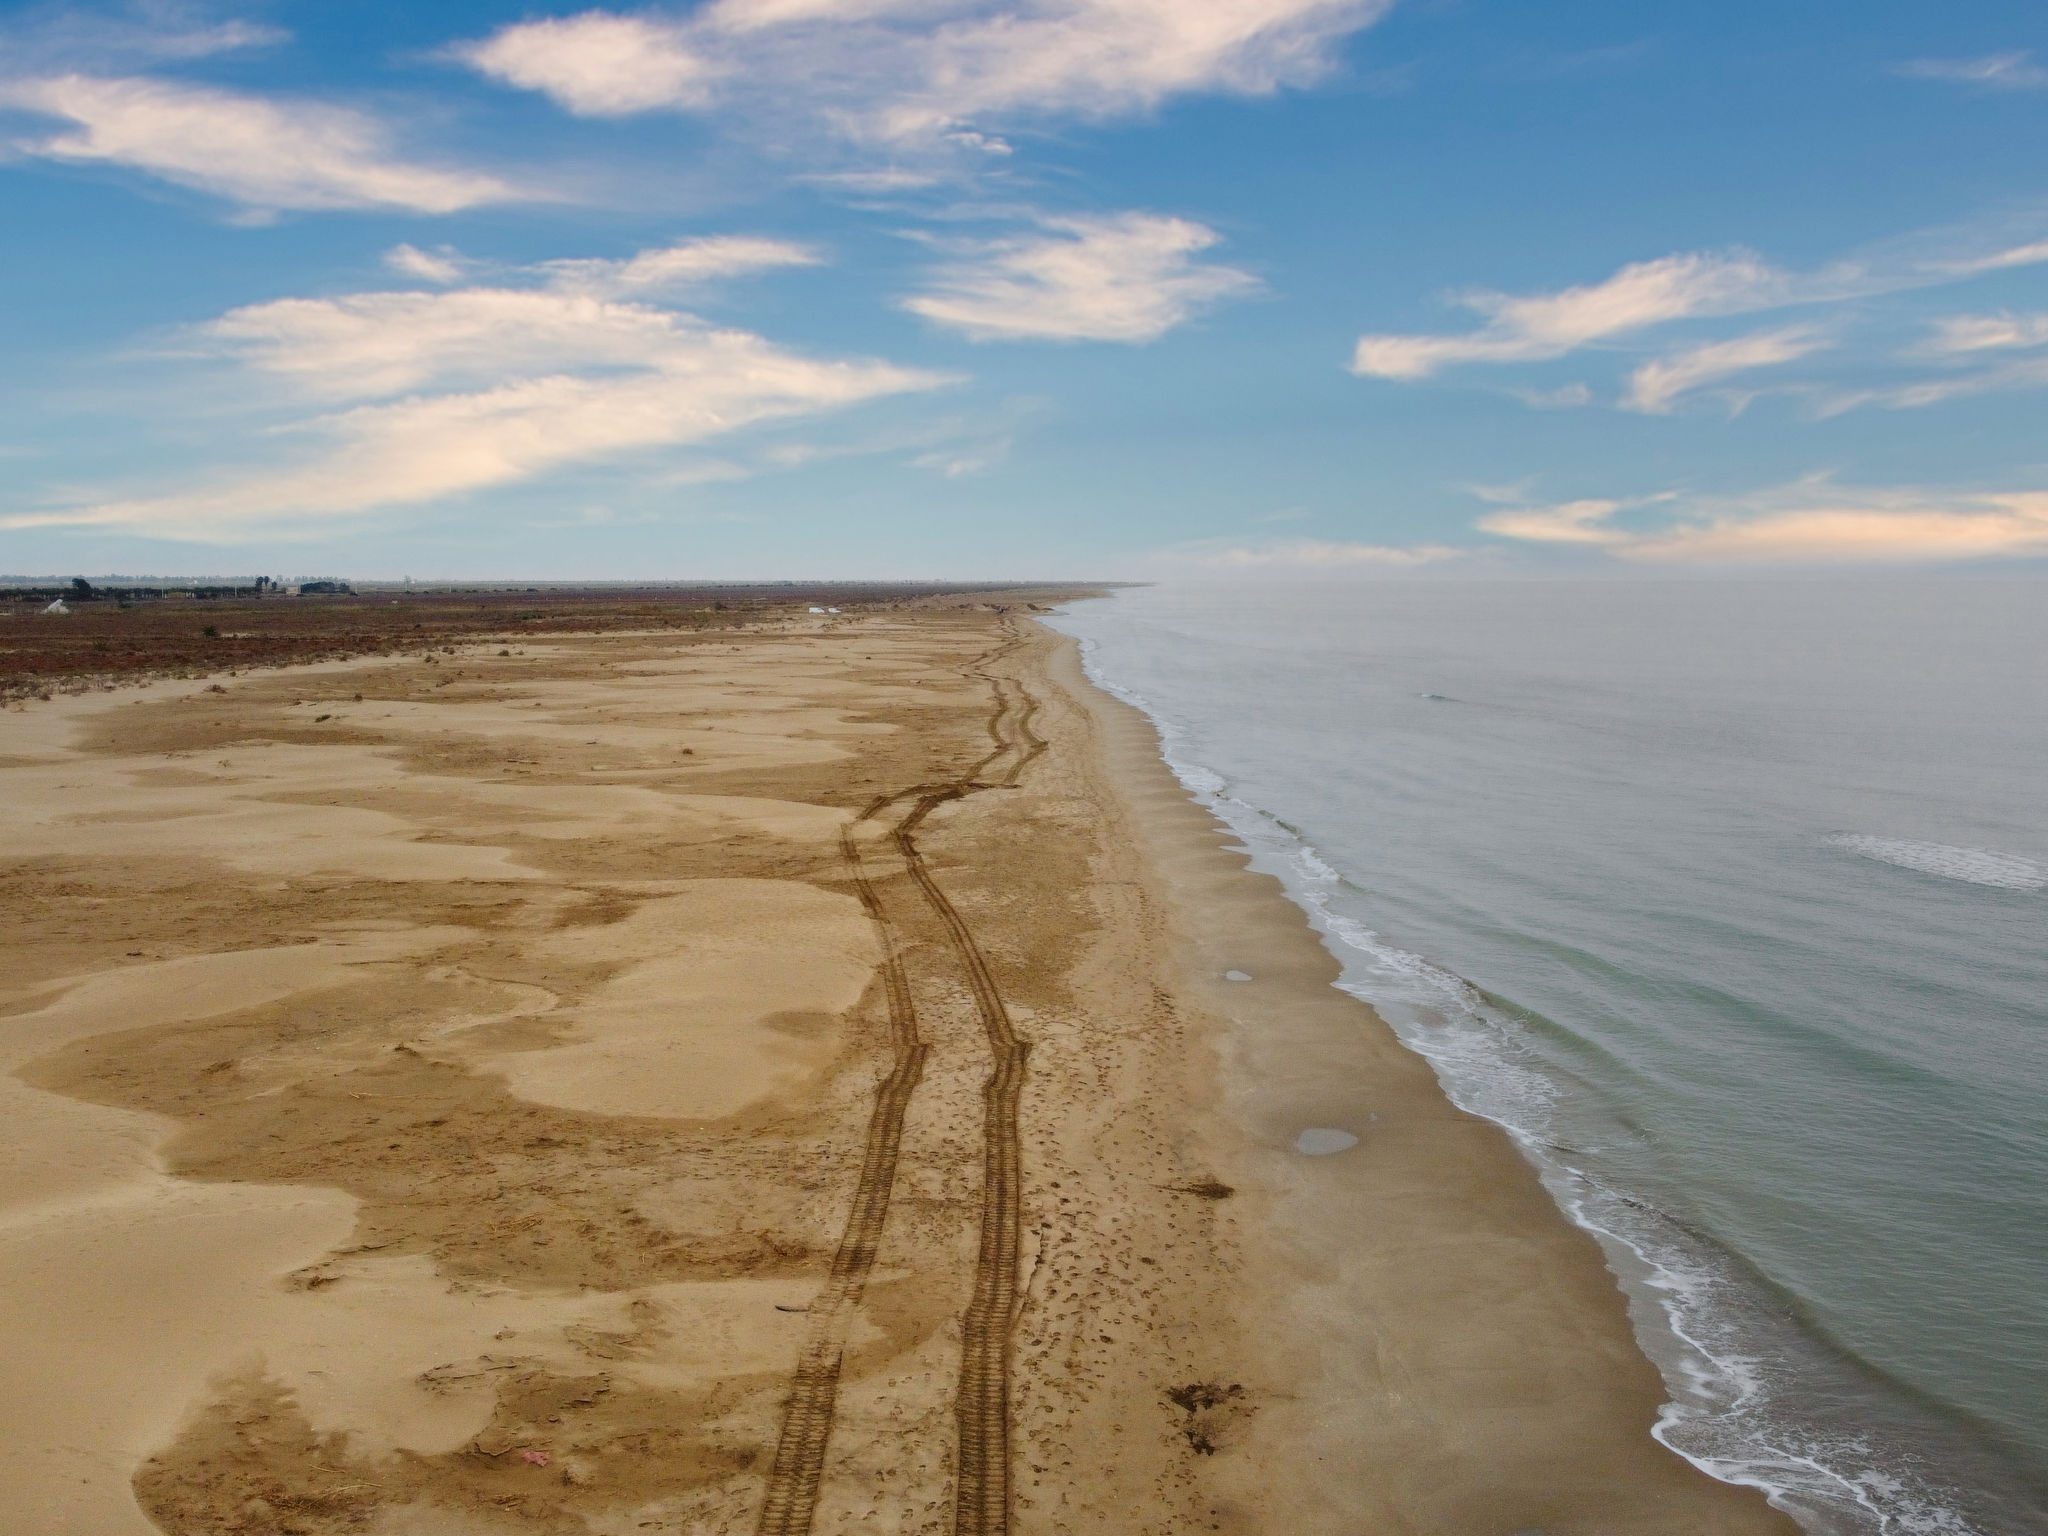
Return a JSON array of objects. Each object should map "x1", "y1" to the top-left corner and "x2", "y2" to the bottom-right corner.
[
  {"x1": 1066, "y1": 633, "x2": 1987, "y2": 1536},
  {"x1": 1830, "y1": 836, "x2": 2045, "y2": 892}
]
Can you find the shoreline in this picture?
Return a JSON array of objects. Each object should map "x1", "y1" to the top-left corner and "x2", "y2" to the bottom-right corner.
[
  {"x1": 1050, "y1": 596, "x2": 2048, "y2": 1536},
  {"x1": 1044, "y1": 623, "x2": 1802, "y2": 1533},
  {"x1": 0, "y1": 605, "x2": 1795, "y2": 1534}
]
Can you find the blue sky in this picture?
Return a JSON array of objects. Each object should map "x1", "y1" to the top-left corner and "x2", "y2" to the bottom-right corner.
[{"x1": 2, "y1": 0, "x2": 2047, "y2": 579}]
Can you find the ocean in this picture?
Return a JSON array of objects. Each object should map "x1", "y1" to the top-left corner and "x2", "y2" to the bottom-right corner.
[{"x1": 1047, "y1": 579, "x2": 2048, "y2": 1536}]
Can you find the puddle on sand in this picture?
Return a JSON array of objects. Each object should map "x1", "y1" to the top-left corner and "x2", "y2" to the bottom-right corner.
[{"x1": 1294, "y1": 1128, "x2": 1359, "y2": 1156}]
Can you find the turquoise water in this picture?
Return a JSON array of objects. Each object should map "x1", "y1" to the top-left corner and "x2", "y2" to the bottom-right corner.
[{"x1": 1049, "y1": 580, "x2": 2048, "y2": 1536}]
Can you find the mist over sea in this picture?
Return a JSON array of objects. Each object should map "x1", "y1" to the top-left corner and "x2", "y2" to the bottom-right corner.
[{"x1": 1049, "y1": 579, "x2": 2048, "y2": 1536}]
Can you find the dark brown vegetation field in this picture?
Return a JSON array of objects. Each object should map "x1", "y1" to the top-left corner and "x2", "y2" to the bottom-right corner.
[{"x1": 0, "y1": 582, "x2": 1089, "y2": 702}]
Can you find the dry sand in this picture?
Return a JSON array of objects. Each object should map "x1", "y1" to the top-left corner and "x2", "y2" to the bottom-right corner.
[{"x1": 0, "y1": 607, "x2": 1799, "y2": 1535}]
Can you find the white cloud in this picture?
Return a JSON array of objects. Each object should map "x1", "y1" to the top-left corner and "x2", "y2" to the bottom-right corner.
[
  {"x1": 1352, "y1": 249, "x2": 1800, "y2": 379},
  {"x1": 1945, "y1": 238, "x2": 2048, "y2": 275},
  {"x1": 458, "y1": 12, "x2": 719, "y2": 115},
  {"x1": 541, "y1": 234, "x2": 821, "y2": 296},
  {"x1": 1635, "y1": 497, "x2": 2048, "y2": 563},
  {"x1": 1622, "y1": 324, "x2": 1831, "y2": 413},
  {"x1": 1920, "y1": 311, "x2": 2048, "y2": 355},
  {"x1": 129, "y1": 20, "x2": 284, "y2": 61},
  {"x1": 199, "y1": 288, "x2": 699, "y2": 398},
  {"x1": 798, "y1": 167, "x2": 944, "y2": 193},
  {"x1": 1476, "y1": 498, "x2": 1634, "y2": 545},
  {"x1": 1818, "y1": 355, "x2": 2048, "y2": 414},
  {"x1": 1899, "y1": 52, "x2": 2048, "y2": 90},
  {"x1": 459, "y1": 0, "x2": 1392, "y2": 146},
  {"x1": 902, "y1": 212, "x2": 1257, "y2": 341},
  {"x1": 1351, "y1": 220, "x2": 2048, "y2": 385},
  {"x1": 375, "y1": 235, "x2": 820, "y2": 301},
  {"x1": 5, "y1": 355, "x2": 940, "y2": 537},
  {"x1": 385, "y1": 243, "x2": 470, "y2": 284},
  {"x1": 6, "y1": 247, "x2": 949, "y2": 537},
  {"x1": 0, "y1": 7, "x2": 285, "y2": 70},
  {"x1": 0, "y1": 73, "x2": 520, "y2": 212},
  {"x1": 1477, "y1": 480, "x2": 2048, "y2": 565}
]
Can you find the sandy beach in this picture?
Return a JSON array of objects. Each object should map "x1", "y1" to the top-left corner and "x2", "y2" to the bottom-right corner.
[{"x1": 0, "y1": 600, "x2": 1797, "y2": 1535}]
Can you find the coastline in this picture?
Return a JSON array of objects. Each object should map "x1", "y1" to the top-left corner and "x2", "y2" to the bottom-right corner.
[
  {"x1": 0, "y1": 603, "x2": 1794, "y2": 1534},
  {"x1": 1043, "y1": 623, "x2": 1802, "y2": 1533}
]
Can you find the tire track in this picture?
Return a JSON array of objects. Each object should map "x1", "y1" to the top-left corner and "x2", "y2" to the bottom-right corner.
[
  {"x1": 756, "y1": 822, "x2": 928, "y2": 1536},
  {"x1": 755, "y1": 621, "x2": 1041, "y2": 1536},
  {"x1": 903, "y1": 626, "x2": 1038, "y2": 1536}
]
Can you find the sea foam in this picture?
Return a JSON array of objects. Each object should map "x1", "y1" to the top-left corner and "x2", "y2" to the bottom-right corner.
[{"x1": 1831, "y1": 836, "x2": 2045, "y2": 892}]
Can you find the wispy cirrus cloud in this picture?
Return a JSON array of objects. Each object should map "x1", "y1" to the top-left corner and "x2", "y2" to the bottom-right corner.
[
  {"x1": 1919, "y1": 311, "x2": 2048, "y2": 355},
  {"x1": 1477, "y1": 478, "x2": 2048, "y2": 564},
  {"x1": 0, "y1": 3, "x2": 284, "y2": 71},
  {"x1": 1351, "y1": 249, "x2": 1809, "y2": 379},
  {"x1": 1622, "y1": 324, "x2": 1832, "y2": 413},
  {"x1": 1476, "y1": 496, "x2": 1641, "y2": 545},
  {"x1": 541, "y1": 234, "x2": 822, "y2": 297},
  {"x1": 2, "y1": 234, "x2": 949, "y2": 538},
  {"x1": 2, "y1": 356, "x2": 943, "y2": 538},
  {"x1": 1817, "y1": 356, "x2": 2048, "y2": 415},
  {"x1": 1350, "y1": 215, "x2": 2048, "y2": 415},
  {"x1": 0, "y1": 73, "x2": 523, "y2": 213},
  {"x1": 372, "y1": 235, "x2": 817, "y2": 302},
  {"x1": 385, "y1": 244, "x2": 472, "y2": 285},
  {"x1": 458, "y1": 0, "x2": 1393, "y2": 151},
  {"x1": 1897, "y1": 52, "x2": 2048, "y2": 90},
  {"x1": 1805, "y1": 311, "x2": 2048, "y2": 414},
  {"x1": 902, "y1": 212, "x2": 1257, "y2": 342}
]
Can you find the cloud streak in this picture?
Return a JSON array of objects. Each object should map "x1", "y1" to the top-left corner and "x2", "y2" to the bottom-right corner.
[
  {"x1": 1352, "y1": 250, "x2": 1805, "y2": 379},
  {"x1": 4, "y1": 236, "x2": 949, "y2": 537},
  {"x1": 1898, "y1": 52, "x2": 2048, "y2": 90},
  {"x1": 1920, "y1": 311, "x2": 2048, "y2": 355},
  {"x1": 460, "y1": 0, "x2": 1393, "y2": 150},
  {"x1": 1351, "y1": 218, "x2": 2048, "y2": 412},
  {"x1": 1478, "y1": 480, "x2": 2048, "y2": 564},
  {"x1": 902, "y1": 213, "x2": 1257, "y2": 341},
  {"x1": 541, "y1": 234, "x2": 822, "y2": 297},
  {"x1": 0, "y1": 73, "x2": 521, "y2": 213},
  {"x1": 1622, "y1": 324, "x2": 1831, "y2": 413}
]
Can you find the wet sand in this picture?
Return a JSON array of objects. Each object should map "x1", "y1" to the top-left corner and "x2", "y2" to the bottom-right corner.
[{"x1": 0, "y1": 606, "x2": 1797, "y2": 1534}]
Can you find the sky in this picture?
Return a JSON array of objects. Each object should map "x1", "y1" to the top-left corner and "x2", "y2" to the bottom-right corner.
[{"x1": 2, "y1": 0, "x2": 2047, "y2": 580}]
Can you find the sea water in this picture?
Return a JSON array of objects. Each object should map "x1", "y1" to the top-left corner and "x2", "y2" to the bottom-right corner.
[{"x1": 1047, "y1": 579, "x2": 2048, "y2": 1536}]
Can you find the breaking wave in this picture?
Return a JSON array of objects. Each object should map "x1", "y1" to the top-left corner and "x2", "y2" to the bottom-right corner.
[{"x1": 1830, "y1": 837, "x2": 2044, "y2": 892}]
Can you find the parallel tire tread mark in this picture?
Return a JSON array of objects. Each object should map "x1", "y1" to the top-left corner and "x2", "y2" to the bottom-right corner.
[
  {"x1": 755, "y1": 619, "x2": 1043, "y2": 1536},
  {"x1": 757, "y1": 825, "x2": 927, "y2": 1536},
  {"x1": 905, "y1": 622, "x2": 1042, "y2": 1536}
]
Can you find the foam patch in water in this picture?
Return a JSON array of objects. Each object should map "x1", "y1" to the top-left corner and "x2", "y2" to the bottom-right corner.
[{"x1": 1831, "y1": 835, "x2": 2045, "y2": 891}]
